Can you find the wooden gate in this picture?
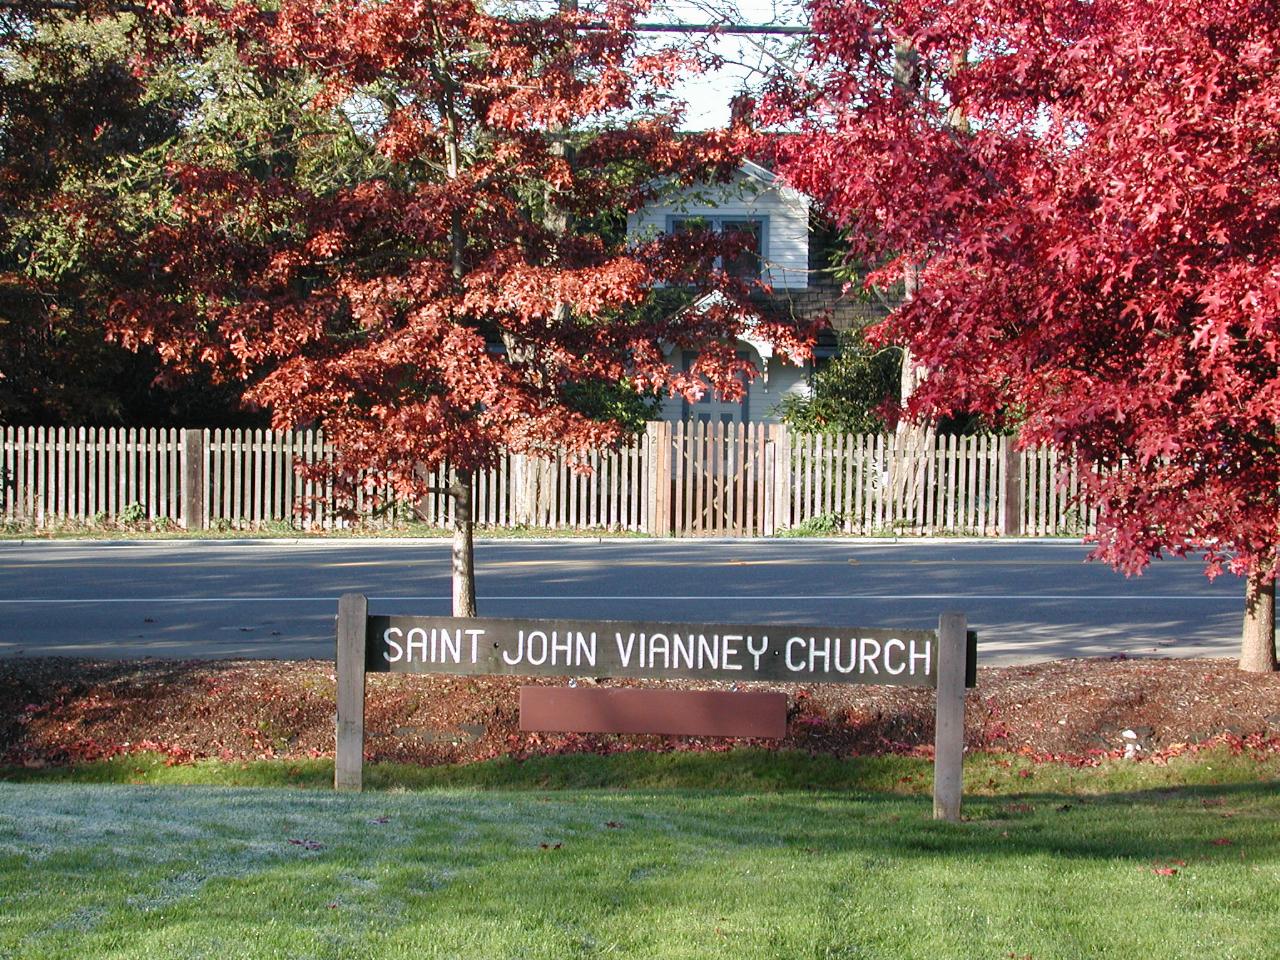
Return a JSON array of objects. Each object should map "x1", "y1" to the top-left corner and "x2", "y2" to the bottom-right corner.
[{"x1": 659, "y1": 420, "x2": 779, "y2": 536}]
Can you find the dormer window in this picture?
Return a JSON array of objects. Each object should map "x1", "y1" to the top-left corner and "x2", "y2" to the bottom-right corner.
[{"x1": 669, "y1": 215, "x2": 766, "y2": 281}]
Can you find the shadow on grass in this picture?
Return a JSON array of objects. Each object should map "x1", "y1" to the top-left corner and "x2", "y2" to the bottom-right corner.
[
  {"x1": 3, "y1": 741, "x2": 1277, "y2": 796},
  {"x1": 1, "y1": 769, "x2": 1273, "y2": 869}
]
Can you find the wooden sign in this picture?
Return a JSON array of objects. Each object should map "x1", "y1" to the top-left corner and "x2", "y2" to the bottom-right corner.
[
  {"x1": 365, "y1": 614, "x2": 976, "y2": 688},
  {"x1": 335, "y1": 595, "x2": 975, "y2": 821}
]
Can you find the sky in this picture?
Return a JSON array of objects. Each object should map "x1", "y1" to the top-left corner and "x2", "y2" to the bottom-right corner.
[
  {"x1": 646, "y1": 0, "x2": 809, "y2": 129},
  {"x1": 513, "y1": 0, "x2": 811, "y2": 129}
]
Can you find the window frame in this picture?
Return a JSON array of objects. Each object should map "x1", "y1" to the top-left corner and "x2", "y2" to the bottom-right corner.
[{"x1": 666, "y1": 214, "x2": 770, "y2": 282}]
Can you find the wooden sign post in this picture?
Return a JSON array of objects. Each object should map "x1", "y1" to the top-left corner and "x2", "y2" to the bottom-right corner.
[
  {"x1": 335, "y1": 595, "x2": 975, "y2": 821},
  {"x1": 334, "y1": 592, "x2": 367, "y2": 793},
  {"x1": 933, "y1": 611, "x2": 968, "y2": 822}
]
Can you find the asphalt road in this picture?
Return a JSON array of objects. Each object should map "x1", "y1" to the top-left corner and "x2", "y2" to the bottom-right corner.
[{"x1": 0, "y1": 538, "x2": 1248, "y2": 665}]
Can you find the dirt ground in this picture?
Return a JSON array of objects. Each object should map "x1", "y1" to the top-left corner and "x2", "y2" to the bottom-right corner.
[{"x1": 2, "y1": 656, "x2": 1279, "y2": 768}]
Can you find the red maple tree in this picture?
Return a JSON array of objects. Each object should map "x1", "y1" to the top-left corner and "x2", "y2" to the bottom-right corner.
[
  {"x1": 78, "y1": 0, "x2": 811, "y2": 611},
  {"x1": 765, "y1": 0, "x2": 1280, "y2": 669}
]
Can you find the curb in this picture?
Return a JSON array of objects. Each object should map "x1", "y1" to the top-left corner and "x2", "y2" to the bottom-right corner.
[{"x1": 0, "y1": 536, "x2": 1094, "y2": 548}]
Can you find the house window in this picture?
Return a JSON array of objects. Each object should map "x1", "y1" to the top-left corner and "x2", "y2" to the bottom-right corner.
[
  {"x1": 720, "y1": 219, "x2": 763, "y2": 281},
  {"x1": 669, "y1": 216, "x2": 766, "y2": 281}
]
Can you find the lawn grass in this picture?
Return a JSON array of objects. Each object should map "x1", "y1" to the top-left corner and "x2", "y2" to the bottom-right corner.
[
  {"x1": 3, "y1": 746, "x2": 1280, "y2": 795},
  {"x1": 1, "y1": 750, "x2": 1278, "y2": 959}
]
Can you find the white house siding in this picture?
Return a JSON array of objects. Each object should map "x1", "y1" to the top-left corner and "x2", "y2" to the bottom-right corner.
[
  {"x1": 658, "y1": 344, "x2": 810, "y2": 425},
  {"x1": 627, "y1": 167, "x2": 810, "y2": 290},
  {"x1": 757, "y1": 360, "x2": 811, "y2": 421},
  {"x1": 634, "y1": 162, "x2": 815, "y2": 423}
]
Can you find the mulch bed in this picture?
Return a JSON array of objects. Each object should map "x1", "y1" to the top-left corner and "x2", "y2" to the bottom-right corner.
[{"x1": 3, "y1": 656, "x2": 1280, "y2": 768}]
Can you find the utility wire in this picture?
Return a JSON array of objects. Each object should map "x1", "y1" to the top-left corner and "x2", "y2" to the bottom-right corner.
[
  {"x1": 0, "y1": 1, "x2": 810, "y2": 33},
  {"x1": 630, "y1": 22, "x2": 808, "y2": 34}
]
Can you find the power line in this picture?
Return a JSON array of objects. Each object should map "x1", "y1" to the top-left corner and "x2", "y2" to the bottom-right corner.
[
  {"x1": 0, "y1": 1, "x2": 810, "y2": 33},
  {"x1": 631, "y1": 22, "x2": 809, "y2": 34}
]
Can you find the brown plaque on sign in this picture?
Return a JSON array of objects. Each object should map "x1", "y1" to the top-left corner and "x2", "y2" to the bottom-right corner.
[{"x1": 519, "y1": 687, "x2": 788, "y2": 739}]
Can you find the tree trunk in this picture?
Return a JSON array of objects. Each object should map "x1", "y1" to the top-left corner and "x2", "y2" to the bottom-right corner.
[
  {"x1": 892, "y1": 254, "x2": 933, "y2": 521},
  {"x1": 511, "y1": 455, "x2": 552, "y2": 527},
  {"x1": 893, "y1": 39, "x2": 924, "y2": 426},
  {"x1": 891, "y1": 35, "x2": 927, "y2": 511},
  {"x1": 887, "y1": 45, "x2": 969, "y2": 526},
  {"x1": 1240, "y1": 570, "x2": 1277, "y2": 672},
  {"x1": 450, "y1": 469, "x2": 477, "y2": 617}
]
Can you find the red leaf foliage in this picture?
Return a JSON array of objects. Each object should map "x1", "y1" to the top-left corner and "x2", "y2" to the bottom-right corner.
[
  {"x1": 85, "y1": 0, "x2": 812, "y2": 503},
  {"x1": 765, "y1": 0, "x2": 1280, "y2": 580}
]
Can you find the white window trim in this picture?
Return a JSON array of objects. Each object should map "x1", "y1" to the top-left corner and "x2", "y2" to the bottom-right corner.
[{"x1": 666, "y1": 214, "x2": 770, "y2": 282}]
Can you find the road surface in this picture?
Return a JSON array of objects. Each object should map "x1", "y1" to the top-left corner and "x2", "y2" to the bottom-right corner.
[{"x1": 0, "y1": 538, "x2": 1246, "y2": 665}]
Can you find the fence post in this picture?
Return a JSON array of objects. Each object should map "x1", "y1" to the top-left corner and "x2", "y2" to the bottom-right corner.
[
  {"x1": 645, "y1": 422, "x2": 672, "y2": 537},
  {"x1": 534, "y1": 456, "x2": 551, "y2": 528},
  {"x1": 933, "y1": 611, "x2": 967, "y2": 822},
  {"x1": 510, "y1": 454, "x2": 530, "y2": 526},
  {"x1": 181, "y1": 429, "x2": 205, "y2": 530},
  {"x1": 644, "y1": 423, "x2": 658, "y2": 536},
  {"x1": 660, "y1": 421, "x2": 673, "y2": 536},
  {"x1": 999, "y1": 436, "x2": 1023, "y2": 537},
  {"x1": 772, "y1": 425, "x2": 792, "y2": 534},
  {"x1": 757, "y1": 430, "x2": 768, "y2": 537},
  {"x1": 335, "y1": 592, "x2": 368, "y2": 792}
]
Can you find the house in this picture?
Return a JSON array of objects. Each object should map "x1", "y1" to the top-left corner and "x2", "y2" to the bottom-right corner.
[{"x1": 627, "y1": 159, "x2": 888, "y2": 424}]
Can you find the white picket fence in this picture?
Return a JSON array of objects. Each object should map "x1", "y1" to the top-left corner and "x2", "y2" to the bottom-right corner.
[
  {"x1": 0, "y1": 427, "x2": 185, "y2": 527},
  {"x1": 783, "y1": 431, "x2": 1096, "y2": 536},
  {"x1": 0, "y1": 423, "x2": 1096, "y2": 536}
]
